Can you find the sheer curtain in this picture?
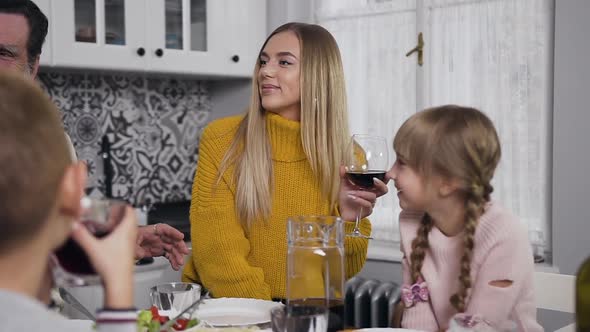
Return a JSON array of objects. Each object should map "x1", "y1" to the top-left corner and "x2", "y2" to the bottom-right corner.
[
  {"x1": 316, "y1": 0, "x2": 418, "y2": 249},
  {"x1": 316, "y1": 0, "x2": 554, "y2": 257}
]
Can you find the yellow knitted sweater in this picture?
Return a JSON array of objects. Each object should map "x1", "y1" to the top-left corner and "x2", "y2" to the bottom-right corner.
[{"x1": 182, "y1": 112, "x2": 371, "y2": 299}]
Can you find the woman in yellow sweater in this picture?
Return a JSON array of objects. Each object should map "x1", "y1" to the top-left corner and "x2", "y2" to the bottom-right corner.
[{"x1": 182, "y1": 22, "x2": 388, "y2": 300}]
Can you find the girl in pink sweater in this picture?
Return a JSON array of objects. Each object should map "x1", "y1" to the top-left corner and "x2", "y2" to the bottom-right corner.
[{"x1": 385, "y1": 105, "x2": 543, "y2": 331}]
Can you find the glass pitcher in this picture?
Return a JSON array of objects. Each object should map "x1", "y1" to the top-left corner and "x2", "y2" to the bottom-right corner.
[{"x1": 286, "y1": 215, "x2": 345, "y2": 332}]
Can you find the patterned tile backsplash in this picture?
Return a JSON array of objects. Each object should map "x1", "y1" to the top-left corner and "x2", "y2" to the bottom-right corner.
[{"x1": 38, "y1": 71, "x2": 211, "y2": 206}]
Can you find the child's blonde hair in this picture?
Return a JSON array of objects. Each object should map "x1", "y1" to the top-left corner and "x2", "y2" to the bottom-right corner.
[{"x1": 394, "y1": 105, "x2": 501, "y2": 312}]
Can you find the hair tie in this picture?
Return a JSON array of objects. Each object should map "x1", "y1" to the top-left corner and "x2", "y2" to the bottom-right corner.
[{"x1": 401, "y1": 277, "x2": 429, "y2": 308}]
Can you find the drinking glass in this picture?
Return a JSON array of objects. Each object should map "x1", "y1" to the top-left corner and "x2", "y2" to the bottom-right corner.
[
  {"x1": 344, "y1": 134, "x2": 389, "y2": 238},
  {"x1": 150, "y1": 282, "x2": 202, "y2": 318},
  {"x1": 270, "y1": 305, "x2": 328, "y2": 332},
  {"x1": 52, "y1": 197, "x2": 128, "y2": 286}
]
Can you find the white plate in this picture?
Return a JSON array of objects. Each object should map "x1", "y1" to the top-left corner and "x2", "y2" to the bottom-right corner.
[
  {"x1": 356, "y1": 329, "x2": 425, "y2": 332},
  {"x1": 194, "y1": 298, "x2": 282, "y2": 327}
]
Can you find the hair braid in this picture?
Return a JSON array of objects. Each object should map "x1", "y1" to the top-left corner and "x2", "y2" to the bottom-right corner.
[
  {"x1": 409, "y1": 214, "x2": 433, "y2": 283},
  {"x1": 449, "y1": 183, "x2": 486, "y2": 312}
]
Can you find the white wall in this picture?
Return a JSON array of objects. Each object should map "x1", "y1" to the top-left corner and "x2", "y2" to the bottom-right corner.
[
  {"x1": 267, "y1": 0, "x2": 314, "y2": 34},
  {"x1": 552, "y1": 0, "x2": 590, "y2": 275},
  {"x1": 209, "y1": 79, "x2": 251, "y2": 120}
]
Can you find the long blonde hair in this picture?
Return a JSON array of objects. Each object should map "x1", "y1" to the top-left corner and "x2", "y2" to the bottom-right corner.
[
  {"x1": 394, "y1": 105, "x2": 501, "y2": 312},
  {"x1": 218, "y1": 22, "x2": 350, "y2": 228}
]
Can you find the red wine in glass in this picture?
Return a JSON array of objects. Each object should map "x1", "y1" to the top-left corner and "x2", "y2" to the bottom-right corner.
[
  {"x1": 286, "y1": 298, "x2": 346, "y2": 332},
  {"x1": 54, "y1": 222, "x2": 109, "y2": 275},
  {"x1": 345, "y1": 134, "x2": 389, "y2": 239},
  {"x1": 53, "y1": 198, "x2": 126, "y2": 282},
  {"x1": 345, "y1": 170, "x2": 386, "y2": 190}
]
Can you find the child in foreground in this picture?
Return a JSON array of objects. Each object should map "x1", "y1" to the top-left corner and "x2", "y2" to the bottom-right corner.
[{"x1": 0, "y1": 71, "x2": 138, "y2": 331}]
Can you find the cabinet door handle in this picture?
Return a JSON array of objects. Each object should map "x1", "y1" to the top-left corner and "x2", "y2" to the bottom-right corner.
[
  {"x1": 137, "y1": 47, "x2": 146, "y2": 57},
  {"x1": 232, "y1": 55, "x2": 240, "y2": 63},
  {"x1": 155, "y1": 48, "x2": 164, "y2": 57}
]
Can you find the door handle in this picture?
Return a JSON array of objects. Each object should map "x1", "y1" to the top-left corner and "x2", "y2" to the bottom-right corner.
[{"x1": 406, "y1": 32, "x2": 424, "y2": 66}]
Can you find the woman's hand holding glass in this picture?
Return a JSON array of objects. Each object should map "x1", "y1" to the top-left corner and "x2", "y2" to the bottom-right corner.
[
  {"x1": 338, "y1": 166, "x2": 388, "y2": 221},
  {"x1": 340, "y1": 134, "x2": 389, "y2": 238}
]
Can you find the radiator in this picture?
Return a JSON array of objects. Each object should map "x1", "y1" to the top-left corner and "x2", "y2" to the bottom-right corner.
[{"x1": 344, "y1": 276, "x2": 401, "y2": 328}]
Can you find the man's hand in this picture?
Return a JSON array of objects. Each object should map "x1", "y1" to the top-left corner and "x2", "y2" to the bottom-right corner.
[{"x1": 135, "y1": 224, "x2": 190, "y2": 271}]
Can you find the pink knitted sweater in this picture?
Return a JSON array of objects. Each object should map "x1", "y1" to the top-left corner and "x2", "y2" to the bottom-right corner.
[{"x1": 399, "y1": 201, "x2": 543, "y2": 331}]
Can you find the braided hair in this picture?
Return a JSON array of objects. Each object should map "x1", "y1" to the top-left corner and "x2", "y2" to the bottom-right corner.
[
  {"x1": 394, "y1": 105, "x2": 501, "y2": 312},
  {"x1": 409, "y1": 214, "x2": 433, "y2": 283}
]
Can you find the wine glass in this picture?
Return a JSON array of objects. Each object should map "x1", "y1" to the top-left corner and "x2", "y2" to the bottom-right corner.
[
  {"x1": 51, "y1": 197, "x2": 128, "y2": 286},
  {"x1": 344, "y1": 134, "x2": 389, "y2": 239}
]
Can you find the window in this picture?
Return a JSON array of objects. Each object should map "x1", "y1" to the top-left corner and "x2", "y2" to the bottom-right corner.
[{"x1": 316, "y1": 0, "x2": 554, "y2": 261}]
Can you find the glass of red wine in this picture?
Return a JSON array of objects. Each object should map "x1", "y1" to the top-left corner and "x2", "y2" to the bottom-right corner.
[
  {"x1": 345, "y1": 134, "x2": 389, "y2": 239},
  {"x1": 51, "y1": 197, "x2": 128, "y2": 286}
]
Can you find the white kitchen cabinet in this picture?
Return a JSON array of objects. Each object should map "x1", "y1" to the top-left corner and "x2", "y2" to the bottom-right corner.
[
  {"x1": 50, "y1": 0, "x2": 147, "y2": 71},
  {"x1": 49, "y1": 0, "x2": 266, "y2": 77},
  {"x1": 216, "y1": 0, "x2": 267, "y2": 77},
  {"x1": 146, "y1": 0, "x2": 266, "y2": 77},
  {"x1": 31, "y1": 0, "x2": 52, "y2": 66}
]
